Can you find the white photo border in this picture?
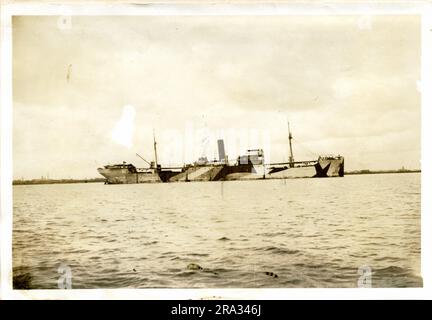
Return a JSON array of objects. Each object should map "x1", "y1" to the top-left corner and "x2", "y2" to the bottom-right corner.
[{"x1": 1, "y1": 1, "x2": 431, "y2": 300}]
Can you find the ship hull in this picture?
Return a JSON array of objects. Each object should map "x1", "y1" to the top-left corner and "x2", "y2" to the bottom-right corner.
[
  {"x1": 222, "y1": 157, "x2": 344, "y2": 181},
  {"x1": 97, "y1": 167, "x2": 161, "y2": 184},
  {"x1": 98, "y1": 157, "x2": 344, "y2": 184}
]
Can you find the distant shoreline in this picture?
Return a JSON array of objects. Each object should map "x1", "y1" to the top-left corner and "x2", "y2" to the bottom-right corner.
[
  {"x1": 13, "y1": 170, "x2": 421, "y2": 185},
  {"x1": 13, "y1": 178, "x2": 105, "y2": 186},
  {"x1": 345, "y1": 169, "x2": 421, "y2": 175}
]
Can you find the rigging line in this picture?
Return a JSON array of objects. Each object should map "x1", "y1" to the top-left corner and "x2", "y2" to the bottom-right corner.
[{"x1": 291, "y1": 137, "x2": 318, "y2": 158}]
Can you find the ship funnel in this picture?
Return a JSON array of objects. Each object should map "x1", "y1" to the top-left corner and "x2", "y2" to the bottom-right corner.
[{"x1": 217, "y1": 139, "x2": 226, "y2": 162}]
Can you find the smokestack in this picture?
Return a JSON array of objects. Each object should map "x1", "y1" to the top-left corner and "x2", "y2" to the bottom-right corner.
[{"x1": 217, "y1": 139, "x2": 226, "y2": 162}]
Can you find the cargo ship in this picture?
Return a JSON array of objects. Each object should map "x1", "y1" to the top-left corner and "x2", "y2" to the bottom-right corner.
[{"x1": 97, "y1": 124, "x2": 344, "y2": 184}]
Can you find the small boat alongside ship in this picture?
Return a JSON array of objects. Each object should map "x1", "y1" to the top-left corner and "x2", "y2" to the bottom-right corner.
[{"x1": 97, "y1": 124, "x2": 344, "y2": 184}]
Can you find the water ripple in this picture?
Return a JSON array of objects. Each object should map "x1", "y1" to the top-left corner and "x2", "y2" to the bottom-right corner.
[{"x1": 12, "y1": 173, "x2": 421, "y2": 288}]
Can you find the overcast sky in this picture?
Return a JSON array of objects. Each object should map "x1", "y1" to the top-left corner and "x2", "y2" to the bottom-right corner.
[{"x1": 13, "y1": 15, "x2": 420, "y2": 179}]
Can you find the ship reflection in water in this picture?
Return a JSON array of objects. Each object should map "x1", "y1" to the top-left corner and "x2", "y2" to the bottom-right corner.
[{"x1": 98, "y1": 126, "x2": 344, "y2": 184}]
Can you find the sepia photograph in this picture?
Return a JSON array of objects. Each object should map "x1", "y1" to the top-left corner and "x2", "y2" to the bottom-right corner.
[{"x1": 2, "y1": 2, "x2": 427, "y2": 296}]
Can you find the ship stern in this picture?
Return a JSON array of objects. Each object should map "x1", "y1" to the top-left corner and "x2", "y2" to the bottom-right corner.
[{"x1": 314, "y1": 156, "x2": 344, "y2": 177}]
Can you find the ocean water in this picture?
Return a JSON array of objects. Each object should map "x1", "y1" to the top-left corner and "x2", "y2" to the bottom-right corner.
[{"x1": 12, "y1": 173, "x2": 422, "y2": 288}]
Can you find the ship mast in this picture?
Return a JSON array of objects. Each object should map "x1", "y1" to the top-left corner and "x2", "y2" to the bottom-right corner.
[
  {"x1": 153, "y1": 129, "x2": 158, "y2": 169},
  {"x1": 288, "y1": 121, "x2": 294, "y2": 167}
]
